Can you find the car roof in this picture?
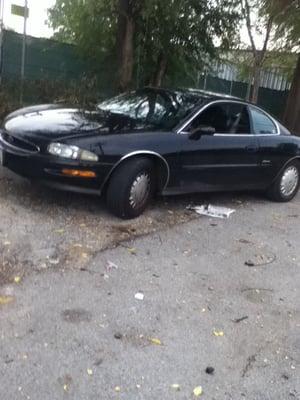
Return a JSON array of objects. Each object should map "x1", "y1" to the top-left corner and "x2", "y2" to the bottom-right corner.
[
  {"x1": 180, "y1": 88, "x2": 242, "y2": 101},
  {"x1": 141, "y1": 86, "x2": 242, "y2": 102}
]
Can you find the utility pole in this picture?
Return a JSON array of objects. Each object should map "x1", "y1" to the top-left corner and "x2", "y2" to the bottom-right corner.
[{"x1": 20, "y1": 0, "x2": 28, "y2": 104}]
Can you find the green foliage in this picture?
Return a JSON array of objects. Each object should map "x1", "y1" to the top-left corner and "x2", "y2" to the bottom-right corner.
[
  {"x1": 0, "y1": 76, "x2": 107, "y2": 121},
  {"x1": 272, "y1": 0, "x2": 300, "y2": 51},
  {"x1": 48, "y1": 0, "x2": 241, "y2": 88}
]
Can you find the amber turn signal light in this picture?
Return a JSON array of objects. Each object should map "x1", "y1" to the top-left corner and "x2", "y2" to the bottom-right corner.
[{"x1": 62, "y1": 169, "x2": 96, "y2": 178}]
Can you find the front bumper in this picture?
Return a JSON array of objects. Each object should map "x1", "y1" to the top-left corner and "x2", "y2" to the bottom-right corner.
[{"x1": 0, "y1": 133, "x2": 113, "y2": 196}]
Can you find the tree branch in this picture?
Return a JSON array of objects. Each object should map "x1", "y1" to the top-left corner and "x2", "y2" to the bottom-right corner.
[
  {"x1": 242, "y1": 0, "x2": 257, "y2": 57},
  {"x1": 261, "y1": 15, "x2": 273, "y2": 56}
]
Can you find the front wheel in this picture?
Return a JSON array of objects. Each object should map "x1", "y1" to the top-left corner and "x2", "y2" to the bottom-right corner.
[
  {"x1": 267, "y1": 161, "x2": 300, "y2": 202},
  {"x1": 106, "y1": 158, "x2": 156, "y2": 219}
]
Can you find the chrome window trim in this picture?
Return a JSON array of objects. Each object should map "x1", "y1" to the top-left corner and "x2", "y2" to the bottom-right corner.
[{"x1": 176, "y1": 99, "x2": 280, "y2": 136}]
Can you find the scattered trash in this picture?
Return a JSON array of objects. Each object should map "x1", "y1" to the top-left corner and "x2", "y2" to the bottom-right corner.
[
  {"x1": 134, "y1": 292, "x2": 144, "y2": 301},
  {"x1": 128, "y1": 247, "x2": 137, "y2": 255},
  {"x1": 189, "y1": 205, "x2": 235, "y2": 219},
  {"x1": 106, "y1": 261, "x2": 119, "y2": 271},
  {"x1": 115, "y1": 386, "x2": 121, "y2": 392},
  {"x1": 205, "y1": 366, "x2": 215, "y2": 375},
  {"x1": 14, "y1": 276, "x2": 21, "y2": 284},
  {"x1": 233, "y1": 316, "x2": 249, "y2": 323},
  {"x1": 114, "y1": 332, "x2": 123, "y2": 340},
  {"x1": 245, "y1": 253, "x2": 276, "y2": 267},
  {"x1": 171, "y1": 384, "x2": 181, "y2": 391},
  {"x1": 0, "y1": 295, "x2": 14, "y2": 305},
  {"x1": 54, "y1": 229, "x2": 65, "y2": 234},
  {"x1": 238, "y1": 238, "x2": 253, "y2": 244},
  {"x1": 242, "y1": 354, "x2": 256, "y2": 377},
  {"x1": 193, "y1": 386, "x2": 203, "y2": 396},
  {"x1": 87, "y1": 368, "x2": 93, "y2": 376},
  {"x1": 81, "y1": 252, "x2": 89, "y2": 259},
  {"x1": 3, "y1": 241, "x2": 11, "y2": 246},
  {"x1": 48, "y1": 258, "x2": 60, "y2": 265},
  {"x1": 213, "y1": 330, "x2": 224, "y2": 337},
  {"x1": 149, "y1": 338, "x2": 162, "y2": 346},
  {"x1": 59, "y1": 374, "x2": 73, "y2": 392}
]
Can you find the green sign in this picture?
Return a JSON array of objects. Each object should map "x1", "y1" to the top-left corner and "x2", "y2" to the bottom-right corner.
[{"x1": 11, "y1": 4, "x2": 29, "y2": 18}]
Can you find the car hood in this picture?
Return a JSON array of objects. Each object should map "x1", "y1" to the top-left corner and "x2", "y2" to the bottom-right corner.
[
  {"x1": 3, "y1": 104, "x2": 110, "y2": 141},
  {"x1": 3, "y1": 103, "x2": 169, "y2": 142}
]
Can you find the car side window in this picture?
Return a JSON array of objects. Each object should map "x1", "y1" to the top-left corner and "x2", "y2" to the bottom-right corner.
[
  {"x1": 249, "y1": 107, "x2": 277, "y2": 135},
  {"x1": 187, "y1": 102, "x2": 251, "y2": 134}
]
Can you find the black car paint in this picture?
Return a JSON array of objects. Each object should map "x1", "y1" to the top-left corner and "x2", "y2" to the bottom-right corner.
[{"x1": 1, "y1": 89, "x2": 300, "y2": 198}]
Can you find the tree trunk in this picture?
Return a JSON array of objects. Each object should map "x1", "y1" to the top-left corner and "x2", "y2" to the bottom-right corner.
[
  {"x1": 151, "y1": 53, "x2": 168, "y2": 87},
  {"x1": 283, "y1": 54, "x2": 300, "y2": 134},
  {"x1": 116, "y1": 0, "x2": 135, "y2": 92},
  {"x1": 250, "y1": 62, "x2": 261, "y2": 104}
]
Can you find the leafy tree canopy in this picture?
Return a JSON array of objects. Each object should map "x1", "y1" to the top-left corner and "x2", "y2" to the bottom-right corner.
[{"x1": 48, "y1": 0, "x2": 241, "y2": 90}]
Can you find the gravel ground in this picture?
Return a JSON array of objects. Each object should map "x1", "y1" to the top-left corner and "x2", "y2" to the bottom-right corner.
[
  {"x1": 0, "y1": 167, "x2": 196, "y2": 285},
  {"x1": 0, "y1": 166, "x2": 300, "y2": 399}
]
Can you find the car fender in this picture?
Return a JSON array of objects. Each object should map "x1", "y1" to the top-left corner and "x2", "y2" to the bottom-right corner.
[
  {"x1": 272, "y1": 156, "x2": 300, "y2": 183},
  {"x1": 100, "y1": 150, "x2": 170, "y2": 193}
]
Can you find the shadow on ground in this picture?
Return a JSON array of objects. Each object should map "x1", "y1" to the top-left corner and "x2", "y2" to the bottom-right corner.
[{"x1": 0, "y1": 166, "x2": 279, "y2": 285}]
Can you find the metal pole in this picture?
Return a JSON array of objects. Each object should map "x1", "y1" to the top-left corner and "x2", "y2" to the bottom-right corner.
[
  {"x1": 20, "y1": 0, "x2": 28, "y2": 104},
  {"x1": 0, "y1": 0, "x2": 4, "y2": 84},
  {"x1": 203, "y1": 69, "x2": 208, "y2": 90},
  {"x1": 229, "y1": 79, "x2": 233, "y2": 96},
  {"x1": 246, "y1": 72, "x2": 252, "y2": 101}
]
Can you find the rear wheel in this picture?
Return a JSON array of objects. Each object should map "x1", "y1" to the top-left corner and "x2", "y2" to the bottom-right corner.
[
  {"x1": 267, "y1": 161, "x2": 300, "y2": 202},
  {"x1": 106, "y1": 158, "x2": 155, "y2": 219}
]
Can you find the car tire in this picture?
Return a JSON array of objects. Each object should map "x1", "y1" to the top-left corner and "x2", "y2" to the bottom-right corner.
[
  {"x1": 106, "y1": 157, "x2": 156, "y2": 219},
  {"x1": 267, "y1": 160, "x2": 300, "y2": 202}
]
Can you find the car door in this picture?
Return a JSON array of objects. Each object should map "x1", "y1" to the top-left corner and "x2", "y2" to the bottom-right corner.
[
  {"x1": 248, "y1": 105, "x2": 287, "y2": 186},
  {"x1": 177, "y1": 101, "x2": 262, "y2": 192}
]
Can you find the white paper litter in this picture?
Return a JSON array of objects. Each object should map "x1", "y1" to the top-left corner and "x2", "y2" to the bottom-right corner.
[
  {"x1": 106, "y1": 260, "x2": 119, "y2": 271},
  {"x1": 190, "y1": 204, "x2": 236, "y2": 219},
  {"x1": 134, "y1": 292, "x2": 144, "y2": 301}
]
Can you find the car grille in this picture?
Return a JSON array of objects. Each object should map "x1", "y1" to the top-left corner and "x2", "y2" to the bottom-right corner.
[{"x1": 1, "y1": 131, "x2": 40, "y2": 153}]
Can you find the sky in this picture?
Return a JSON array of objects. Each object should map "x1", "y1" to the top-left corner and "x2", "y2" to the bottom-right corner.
[{"x1": 1, "y1": 0, "x2": 56, "y2": 38}]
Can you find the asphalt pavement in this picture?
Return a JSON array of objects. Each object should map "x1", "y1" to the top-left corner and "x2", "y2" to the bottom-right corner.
[{"x1": 0, "y1": 167, "x2": 300, "y2": 399}]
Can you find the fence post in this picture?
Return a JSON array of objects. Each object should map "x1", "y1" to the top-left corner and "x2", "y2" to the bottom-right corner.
[
  {"x1": 203, "y1": 69, "x2": 208, "y2": 90},
  {"x1": 246, "y1": 72, "x2": 252, "y2": 101},
  {"x1": 0, "y1": 0, "x2": 4, "y2": 84},
  {"x1": 20, "y1": 0, "x2": 28, "y2": 104}
]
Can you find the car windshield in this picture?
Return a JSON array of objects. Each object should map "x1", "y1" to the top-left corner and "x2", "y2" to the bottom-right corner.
[{"x1": 97, "y1": 88, "x2": 203, "y2": 131}]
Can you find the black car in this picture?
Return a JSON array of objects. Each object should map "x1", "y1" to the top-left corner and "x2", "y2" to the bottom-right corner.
[{"x1": 0, "y1": 87, "x2": 299, "y2": 219}]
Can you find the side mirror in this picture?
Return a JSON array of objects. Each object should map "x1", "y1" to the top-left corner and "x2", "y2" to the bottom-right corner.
[{"x1": 188, "y1": 126, "x2": 216, "y2": 140}]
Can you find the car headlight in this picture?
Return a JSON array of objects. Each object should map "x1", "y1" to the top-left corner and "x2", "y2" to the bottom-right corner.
[{"x1": 48, "y1": 143, "x2": 98, "y2": 162}]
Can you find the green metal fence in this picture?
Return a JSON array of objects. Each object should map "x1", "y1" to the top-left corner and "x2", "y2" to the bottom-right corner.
[
  {"x1": 197, "y1": 75, "x2": 289, "y2": 119},
  {"x1": 0, "y1": 29, "x2": 289, "y2": 119},
  {"x1": 1, "y1": 30, "x2": 87, "y2": 80}
]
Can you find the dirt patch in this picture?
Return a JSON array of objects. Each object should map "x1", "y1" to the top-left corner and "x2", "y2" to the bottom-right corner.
[{"x1": 0, "y1": 167, "x2": 198, "y2": 285}]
